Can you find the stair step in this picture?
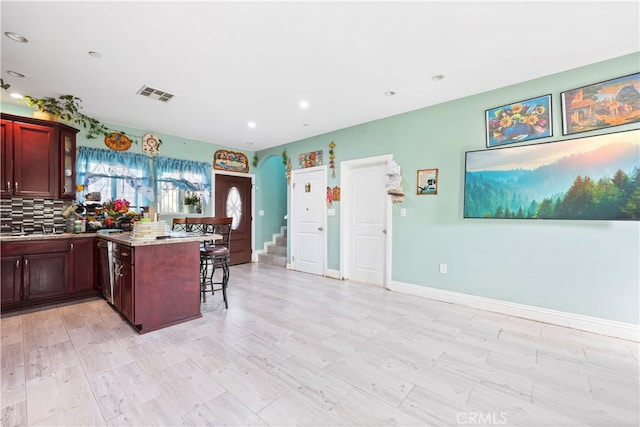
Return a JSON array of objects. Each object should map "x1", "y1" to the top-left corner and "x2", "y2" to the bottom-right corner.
[
  {"x1": 258, "y1": 252, "x2": 287, "y2": 268},
  {"x1": 267, "y1": 244, "x2": 287, "y2": 256},
  {"x1": 275, "y1": 236, "x2": 287, "y2": 247}
]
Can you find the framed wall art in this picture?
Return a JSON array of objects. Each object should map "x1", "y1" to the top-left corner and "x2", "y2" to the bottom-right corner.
[
  {"x1": 561, "y1": 72, "x2": 640, "y2": 135},
  {"x1": 299, "y1": 150, "x2": 323, "y2": 168},
  {"x1": 213, "y1": 149, "x2": 249, "y2": 173},
  {"x1": 464, "y1": 129, "x2": 640, "y2": 221},
  {"x1": 485, "y1": 94, "x2": 552, "y2": 147},
  {"x1": 417, "y1": 169, "x2": 438, "y2": 195}
]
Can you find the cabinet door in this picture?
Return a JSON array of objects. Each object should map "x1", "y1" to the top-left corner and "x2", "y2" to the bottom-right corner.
[
  {"x1": 13, "y1": 121, "x2": 58, "y2": 198},
  {"x1": 112, "y1": 257, "x2": 123, "y2": 309},
  {"x1": 23, "y1": 252, "x2": 68, "y2": 301},
  {"x1": 1, "y1": 256, "x2": 22, "y2": 305},
  {"x1": 60, "y1": 129, "x2": 76, "y2": 199},
  {"x1": 70, "y1": 238, "x2": 95, "y2": 293},
  {"x1": 120, "y1": 261, "x2": 134, "y2": 323},
  {"x1": 1, "y1": 120, "x2": 13, "y2": 197}
]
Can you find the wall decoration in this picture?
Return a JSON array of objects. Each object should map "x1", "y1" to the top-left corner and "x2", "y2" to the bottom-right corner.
[
  {"x1": 142, "y1": 133, "x2": 161, "y2": 155},
  {"x1": 464, "y1": 129, "x2": 640, "y2": 220},
  {"x1": 213, "y1": 149, "x2": 249, "y2": 173},
  {"x1": 329, "y1": 141, "x2": 336, "y2": 177},
  {"x1": 417, "y1": 169, "x2": 438, "y2": 195},
  {"x1": 299, "y1": 150, "x2": 323, "y2": 168},
  {"x1": 385, "y1": 160, "x2": 405, "y2": 204},
  {"x1": 326, "y1": 186, "x2": 333, "y2": 207},
  {"x1": 332, "y1": 186, "x2": 340, "y2": 201},
  {"x1": 561, "y1": 72, "x2": 640, "y2": 135},
  {"x1": 104, "y1": 132, "x2": 132, "y2": 151},
  {"x1": 485, "y1": 95, "x2": 552, "y2": 147}
]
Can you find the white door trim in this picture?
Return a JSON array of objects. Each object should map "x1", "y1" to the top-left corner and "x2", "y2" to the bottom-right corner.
[
  {"x1": 290, "y1": 165, "x2": 328, "y2": 275},
  {"x1": 213, "y1": 170, "x2": 256, "y2": 262},
  {"x1": 340, "y1": 154, "x2": 393, "y2": 287}
]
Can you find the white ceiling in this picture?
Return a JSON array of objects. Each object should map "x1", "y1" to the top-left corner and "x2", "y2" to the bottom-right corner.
[{"x1": 1, "y1": 1, "x2": 639, "y2": 151}]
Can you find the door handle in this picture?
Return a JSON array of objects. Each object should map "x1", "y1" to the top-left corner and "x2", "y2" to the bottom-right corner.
[
  {"x1": 382, "y1": 229, "x2": 387, "y2": 234},
  {"x1": 317, "y1": 227, "x2": 323, "y2": 231}
]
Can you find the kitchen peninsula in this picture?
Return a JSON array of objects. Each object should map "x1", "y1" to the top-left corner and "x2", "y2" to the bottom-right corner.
[{"x1": 1, "y1": 231, "x2": 219, "y2": 334}]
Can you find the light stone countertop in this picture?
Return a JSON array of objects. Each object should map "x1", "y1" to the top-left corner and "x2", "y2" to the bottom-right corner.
[{"x1": 0, "y1": 231, "x2": 221, "y2": 247}]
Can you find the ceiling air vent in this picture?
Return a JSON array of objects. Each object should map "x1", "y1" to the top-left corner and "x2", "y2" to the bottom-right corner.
[{"x1": 136, "y1": 85, "x2": 175, "y2": 102}]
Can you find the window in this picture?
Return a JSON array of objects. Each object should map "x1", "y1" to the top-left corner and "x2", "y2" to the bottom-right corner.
[
  {"x1": 155, "y1": 157, "x2": 212, "y2": 214},
  {"x1": 76, "y1": 147, "x2": 153, "y2": 210}
]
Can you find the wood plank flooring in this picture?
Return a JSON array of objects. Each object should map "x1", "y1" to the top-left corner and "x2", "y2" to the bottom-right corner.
[{"x1": 1, "y1": 263, "x2": 638, "y2": 426}]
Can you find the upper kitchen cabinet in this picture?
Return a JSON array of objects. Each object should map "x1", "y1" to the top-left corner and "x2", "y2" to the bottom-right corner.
[{"x1": 1, "y1": 113, "x2": 79, "y2": 199}]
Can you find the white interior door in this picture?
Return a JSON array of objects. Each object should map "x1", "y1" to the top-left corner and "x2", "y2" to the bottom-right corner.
[
  {"x1": 291, "y1": 166, "x2": 326, "y2": 276},
  {"x1": 341, "y1": 156, "x2": 391, "y2": 286}
]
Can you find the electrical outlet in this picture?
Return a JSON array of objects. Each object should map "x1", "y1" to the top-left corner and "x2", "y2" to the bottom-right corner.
[
  {"x1": 439, "y1": 263, "x2": 448, "y2": 274},
  {"x1": 259, "y1": 210, "x2": 264, "y2": 216},
  {"x1": 400, "y1": 208, "x2": 407, "y2": 217}
]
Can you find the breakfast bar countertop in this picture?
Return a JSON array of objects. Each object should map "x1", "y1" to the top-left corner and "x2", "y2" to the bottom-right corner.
[{"x1": 98, "y1": 231, "x2": 222, "y2": 247}]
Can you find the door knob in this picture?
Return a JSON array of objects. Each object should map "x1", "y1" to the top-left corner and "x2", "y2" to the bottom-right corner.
[
  {"x1": 317, "y1": 227, "x2": 323, "y2": 231},
  {"x1": 382, "y1": 229, "x2": 387, "y2": 234}
]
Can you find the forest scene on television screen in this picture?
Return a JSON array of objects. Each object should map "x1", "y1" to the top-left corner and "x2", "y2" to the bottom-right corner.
[{"x1": 464, "y1": 131, "x2": 640, "y2": 221}]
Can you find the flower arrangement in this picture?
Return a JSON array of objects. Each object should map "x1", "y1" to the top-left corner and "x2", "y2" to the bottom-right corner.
[
  {"x1": 97, "y1": 199, "x2": 138, "y2": 228},
  {"x1": 487, "y1": 96, "x2": 551, "y2": 147}
]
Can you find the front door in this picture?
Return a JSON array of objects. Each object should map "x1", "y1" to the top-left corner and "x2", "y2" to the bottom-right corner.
[
  {"x1": 215, "y1": 174, "x2": 252, "y2": 265},
  {"x1": 291, "y1": 166, "x2": 327, "y2": 276}
]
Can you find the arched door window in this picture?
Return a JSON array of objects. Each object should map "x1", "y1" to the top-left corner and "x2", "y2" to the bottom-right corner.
[{"x1": 226, "y1": 186, "x2": 242, "y2": 230}]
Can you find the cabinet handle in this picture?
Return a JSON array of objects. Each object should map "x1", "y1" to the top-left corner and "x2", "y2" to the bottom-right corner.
[
  {"x1": 70, "y1": 243, "x2": 74, "y2": 253},
  {"x1": 24, "y1": 259, "x2": 28, "y2": 270},
  {"x1": 6, "y1": 181, "x2": 10, "y2": 191},
  {"x1": 14, "y1": 182, "x2": 18, "y2": 192},
  {"x1": 121, "y1": 253, "x2": 129, "y2": 257},
  {"x1": 15, "y1": 259, "x2": 20, "y2": 270}
]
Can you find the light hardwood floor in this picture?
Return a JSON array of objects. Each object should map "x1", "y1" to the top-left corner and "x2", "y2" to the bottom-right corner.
[{"x1": 1, "y1": 263, "x2": 638, "y2": 426}]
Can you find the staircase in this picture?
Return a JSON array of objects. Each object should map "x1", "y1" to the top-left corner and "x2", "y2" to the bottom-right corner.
[{"x1": 258, "y1": 227, "x2": 287, "y2": 268}]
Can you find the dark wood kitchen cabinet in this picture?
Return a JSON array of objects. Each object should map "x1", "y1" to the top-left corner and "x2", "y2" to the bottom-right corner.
[
  {"x1": 113, "y1": 243, "x2": 134, "y2": 323},
  {"x1": 0, "y1": 237, "x2": 99, "y2": 311},
  {"x1": 0, "y1": 239, "x2": 69, "y2": 310},
  {"x1": 0, "y1": 114, "x2": 78, "y2": 199},
  {"x1": 69, "y1": 237, "x2": 96, "y2": 294}
]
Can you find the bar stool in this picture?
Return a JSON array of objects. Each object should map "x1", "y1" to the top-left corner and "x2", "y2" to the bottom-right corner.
[
  {"x1": 171, "y1": 217, "x2": 187, "y2": 231},
  {"x1": 199, "y1": 217, "x2": 233, "y2": 308}
]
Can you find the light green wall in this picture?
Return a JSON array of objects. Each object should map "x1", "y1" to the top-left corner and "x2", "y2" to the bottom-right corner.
[
  {"x1": 254, "y1": 154, "x2": 287, "y2": 246},
  {"x1": 258, "y1": 52, "x2": 640, "y2": 325}
]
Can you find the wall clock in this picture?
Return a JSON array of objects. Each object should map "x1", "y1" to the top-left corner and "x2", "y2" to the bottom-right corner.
[{"x1": 143, "y1": 133, "x2": 161, "y2": 155}]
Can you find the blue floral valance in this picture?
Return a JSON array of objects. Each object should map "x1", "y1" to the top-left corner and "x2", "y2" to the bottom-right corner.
[
  {"x1": 76, "y1": 147, "x2": 155, "y2": 200},
  {"x1": 155, "y1": 156, "x2": 212, "y2": 203}
]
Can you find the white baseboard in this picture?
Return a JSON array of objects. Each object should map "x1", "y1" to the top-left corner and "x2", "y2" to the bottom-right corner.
[
  {"x1": 388, "y1": 280, "x2": 639, "y2": 342},
  {"x1": 325, "y1": 269, "x2": 341, "y2": 279}
]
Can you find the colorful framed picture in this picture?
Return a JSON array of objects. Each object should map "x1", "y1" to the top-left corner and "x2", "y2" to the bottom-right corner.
[
  {"x1": 485, "y1": 95, "x2": 552, "y2": 147},
  {"x1": 213, "y1": 149, "x2": 249, "y2": 173},
  {"x1": 299, "y1": 150, "x2": 323, "y2": 168},
  {"x1": 561, "y1": 72, "x2": 640, "y2": 135},
  {"x1": 464, "y1": 129, "x2": 640, "y2": 221},
  {"x1": 417, "y1": 169, "x2": 438, "y2": 195}
]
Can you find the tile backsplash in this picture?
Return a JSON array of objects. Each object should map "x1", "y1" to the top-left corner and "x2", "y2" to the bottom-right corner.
[{"x1": 0, "y1": 198, "x2": 70, "y2": 233}]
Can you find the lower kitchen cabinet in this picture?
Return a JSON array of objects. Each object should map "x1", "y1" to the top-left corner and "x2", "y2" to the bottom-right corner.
[
  {"x1": 69, "y1": 237, "x2": 96, "y2": 294},
  {"x1": 0, "y1": 236, "x2": 98, "y2": 311},
  {"x1": 113, "y1": 243, "x2": 134, "y2": 323}
]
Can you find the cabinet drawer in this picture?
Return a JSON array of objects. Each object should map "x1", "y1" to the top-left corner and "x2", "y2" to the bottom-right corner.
[
  {"x1": 113, "y1": 244, "x2": 133, "y2": 263},
  {"x1": 1, "y1": 239, "x2": 69, "y2": 256}
]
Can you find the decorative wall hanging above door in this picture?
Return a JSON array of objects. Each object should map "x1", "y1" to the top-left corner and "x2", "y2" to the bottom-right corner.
[
  {"x1": 213, "y1": 149, "x2": 249, "y2": 173},
  {"x1": 104, "y1": 132, "x2": 132, "y2": 151}
]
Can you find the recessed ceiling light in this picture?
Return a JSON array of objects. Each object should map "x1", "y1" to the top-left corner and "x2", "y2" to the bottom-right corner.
[
  {"x1": 88, "y1": 51, "x2": 102, "y2": 58},
  {"x1": 10, "y1": 93, "x2": 23, "y2": 99},
  {"x1": 4, "y1": 32, "x2": 28, "y2": 43},
  {"x1": 385, "y1": 91, "x2": 396, "y2": 96},
  {"x1": 299, "y1": 100, "x2": 309, "y2": 109},
  {"x1": 7, "y1": 70, "x2": 25, "y2": 78},
  {"x1": 248, "y1": 121, "x2": 256, "y2": 128},
  {"x1": 246, "y1": 142, "x2": 253, "y2": 145},
  {"x1": 432, "y1": 74, "x2": 445, "y2": 81}
]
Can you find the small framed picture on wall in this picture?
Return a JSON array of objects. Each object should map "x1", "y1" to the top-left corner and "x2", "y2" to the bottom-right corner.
[{"x1": 417, "y1": 169, "x2": 438, "y2": 195}]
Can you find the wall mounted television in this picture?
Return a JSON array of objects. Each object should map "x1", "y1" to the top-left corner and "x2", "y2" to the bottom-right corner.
[{"x1": 463, "y1": 129, "x2": 640, "y2": 220}]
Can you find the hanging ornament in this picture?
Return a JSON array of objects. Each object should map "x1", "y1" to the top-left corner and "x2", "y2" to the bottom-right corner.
[{"x1": 329, "y1": 141, "x2": 336, "y2": 178}]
